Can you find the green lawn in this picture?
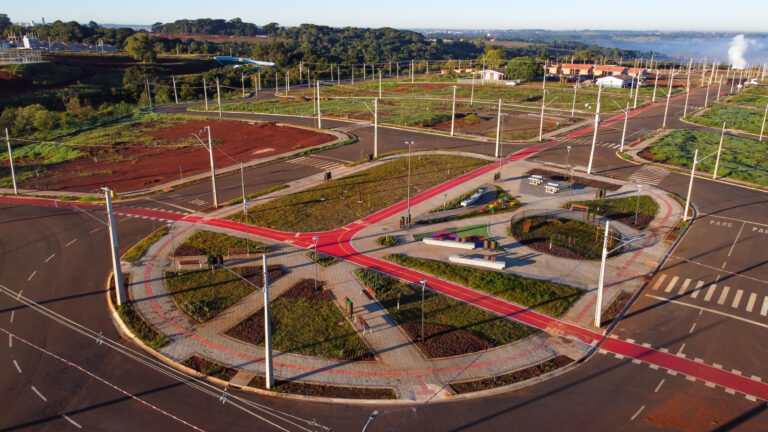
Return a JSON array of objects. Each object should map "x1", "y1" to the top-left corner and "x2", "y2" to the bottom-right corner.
[
  {"x1": 510, "y1": 216, "x2": 620, "y2": 260},
  {"x1": 385, "y1": 254, "x2": 582, "y2": 317},
  {"x1": 226, "y1": 155, "x2": 486, "y2": 232},
  {"x1": 562, "y1": 196, "x2": 658, "y2": 228},
  {"x1": 689, "y1": 105, "x2": 767, "y2": 135},
  {"x1": 647, "y1": 129, "x2": 768, "y2": 186},
  {"x1": 354, "y1": 268, "x2": 537, "y2": 357},
  {"x1": 225, "y1": 280, "x2": 372, "y2": 360},
  {"x1": 174, "y1": 230, "x2": 270, "y2": 256},
  {"x1": 122, "y1": 226, "x2": 170, "y2": 261},
  {"x1": 117, "y1": 302, "x2": 170, "y2": 349},
  {"x1": 722, "y1": 86, "x2": 768, "y2": 109}
]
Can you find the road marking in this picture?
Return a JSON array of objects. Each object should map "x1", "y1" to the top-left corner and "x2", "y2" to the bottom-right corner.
[
  {"x1": 677, "y1": 343, "x2": 686, "y2": 355},
  {"x1": 8, "y1": 334, "x2": 12, "y2": 347},
  {"x1": 705, "y1": 381, "x2": 716, "y2": 388},
  {"x1": 731, "y1": 290, "x2": 743, "y2": 308},
  {"x1": 690, "y1": 281, "x2": 704, "y2": 298},
  {"x1": 13, "y1": 360, "x2": 21, "y2": 373},
  {"x1": 44, "y1": 253, "x2": 55, "y2": 263},
  {"x1": 626, "y1": 338, "x2": 636, "y2": 343},
  {"x1": 689, "y1": 323, "x2": 696, "y2": 333},
  {"x1": 732, "y1": 369, "x2": 742, "y2": 375},
  {"x1": 713, "y1": 363, "x2": 723, "y2": 369},
  {"x1": 630, "y1": 405, "x2": 646, "y2": 421},
  {"x1": 678, "y1": 278, "x2": 691, "y2": 295},
  {"x1": 686, "y1": 375, "x2": 696, "y2": 382},
  {"x1": 665, "y1": 276, "x2": 679, "y2": 293},
  {"x1": 704, "y1": 284, "x2": 717, "y2": 302},
  {"x1": 65, "y1": 239, "x2": 77, "y2": 247},
  {"x1": 725, "y1": 388, "x2": 736, "y2": 394},
  {"x1": 614, "y1": 354, "x2": 625, "y2": 359},
  {"x1": 651, "y1": 274, "x2": 667, "y2": 290},
  {"x1": 751, "y1": 375, "x2": 762, "y2": 382},
  {"x1": 16, "y1": 289, "x2": 23, "y2": 300},
  {"x1": 31, "y1": 386, "x2": 47, "y2": 401},
  {"x1": 27, "y1": 271, "x2": 37, "y2": 281},
  {"x1": 89, "y1": 227, "x2": 103, "y2": 234},
  {"x1": 62, "y1": 414, "x2": 82, "y2": 429},
  {"x1": 761, "y1": 297, "x2": 768, "y2": 316},
  {"x1": 667, "y1": 370, "x2": 678, "y2": 376},
  {"x1": 746, "y1": 395, "x2": 757, "y2": 402},
  {"x1": 717, "y1": 286, "x2": 731, "y2": 305},
  {"x1": 10, "y1": 310, "x2": 14, "y2": 323},
  {"x1": 746, "y1": 293, "x2": 757, "y2": 312},
  {"x1": 655, "y1": 379, "x2": 665, "y2": 392},
  {"x1": 646, "y1": 294, "x2": 768, "y2": 329},
  {"x1": 728, "y1": 222, "x2": 745, "y2": 257},
  {"x1": 145, "y1": 197, "x2": 195, "y2": 213}
]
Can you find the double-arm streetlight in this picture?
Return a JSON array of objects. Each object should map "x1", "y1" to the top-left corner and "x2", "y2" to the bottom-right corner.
[
  {"x1": 595, "y1": 221, "x2": 636, "y2": 328},
  {"x1": 610, "y1": 100, "x2": 631, "y2": 153},
  {"x1": 683, "y1": 135, "x2": 727, "y2": 221},
  {"x1": 190, "y1": 126, "x2": 218, "y2": 208}
]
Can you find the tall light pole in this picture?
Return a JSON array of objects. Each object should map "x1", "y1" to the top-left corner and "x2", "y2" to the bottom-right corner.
[
  {"x1": 571, "y1": 84, "x2": 578, "y2": 117},
  {"x1": 103, "y1": 187, "x2": 125, "y2": 305},
  {"x1": 5, "y1": 128, "x2": 17, "y2": 195},
  {"x1": 312, "y1": 236, "x2": 319, "y2": 291},
  {"x1": 374, "y1": 98, "x2": 379, "y2": 157},
  {"x1": 662, "y1": 71, "x2": 677, "y2": 129},
  {"x1": 379, "y1": 70, "x2": 382, "y2": 99},
  {"x1": 241, "y1": 162, "x2": 249, "y2": 256},
  {"x1": 405, "y1": 141, "x2": 413, "y2": 226},
  {"x1": 191, "y1": 126, "x2": 218, "y2": 208},
  {"x1": 586, "y1": 85, "x2": 603, "y2": 175},
  {"x1": 713, "y1": 122, "x2": 726, "y2": 179},
  {"x1": 704, "y1": 58, "x2": 716, "y2": 108},
  {"x1": 566, "y1": 145, "x2": 572, "y2": 179},
  {"x1": 316, "y1": 80, "x2": 322, "y2": 129},
  {"x1": 263, "y1": 254, "x2": 274, "y2": 389},
  {"x1": 470, "y1": 72, "x2": 475, "y2": 106},
  {"x1": 633, "y1": 73, "x2": 640, "y2": 109},
  {"x1": 362, "y1": 411, "x2": 379, "y2": 432},
  {"x1": 634, "y1": 184, "x2": 643, "y2": 226},
  {"x1": 760, "y1": 101, "x2": 768, "y2": 142},
  {"x1": 539, "y1": 74, "x2": 547, "y2": 142},
  {"x1": 172, "y1": 76, "x2": 178, "y2": 104},
  {"x1": 203, "y1": 77, "x2": 208, "y2": 111},
  {"x1": 594, "y1": 220, "x2": 610, "y2": 328},
  {"x1": 495, "y1": 99, "x2": 502, "y2": 158},
  {"x1": 215, "y1": 77, "x2": 222, "y2": 119},
  {"x1": 683, "y1": 148, "x2": 698, "y2": 221},
  {"x1": 420, "y1": 279, "x2": 427, "y2": 342},
  {"x1": 620, "y1": 102, "x2": 629, "y2": 152},
  {"x1": 450, "y1": 86, "x2": 457, "y2": 136}
]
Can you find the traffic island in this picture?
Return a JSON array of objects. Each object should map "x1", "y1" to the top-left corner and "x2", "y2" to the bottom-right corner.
[
  {"x1": 562, "y1": 195, "x2": 659, "y2": 230},
  {"x1": 450, "y1": 355, "x2": 574, "y2": 394},
  {"x1": 509, "y1": 215, "x2": 625, "y2": 261}
]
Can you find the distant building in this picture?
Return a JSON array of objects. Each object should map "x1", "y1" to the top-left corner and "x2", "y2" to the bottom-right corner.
[
  {"x1": 562, "y1": 64, "x2": 594, "y2": 76},
  {"x1": 594, "y1": 65, "x2": 628, "y2": 77},
  {"x1": 481, "y1": 69, "x2": 504, "y2": 81},
  {"x1": 22, "y1": 35, "x2": 39, "y2": 49},
  {"x1": 628, "y1": 67, "x2": 648, "y2": 78},
  {"x1": 546, "y1": 64, "x2": 562, "y2": 75},
  {"x1": 596, "y1": 74, "x2": 633, "y2": 88}
]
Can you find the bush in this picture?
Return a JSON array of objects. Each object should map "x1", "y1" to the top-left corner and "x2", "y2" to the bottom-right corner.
[{"x1": 375, "y1": 235, "x2": 398, "y2": 247}]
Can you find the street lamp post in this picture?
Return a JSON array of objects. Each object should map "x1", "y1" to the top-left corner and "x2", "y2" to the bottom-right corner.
[
  {"x1": 240, "y1": 162, "x2": 249, "y2": 256},
  {"x1": 620, "y1": 102, "x2": 629, "y2": 152},
  {"x1": 586, "y1": 84, "x2": 603, "y2": 174},
  {"x1": 168, "y1": 221, "x2": 176, "y2": 272},
  {"x1": 713, "y1": 122, "x2": 726, "y2": 180},
  {"x1": 4, "y1": 128, "x2": 17, "y2": 195},
  {"x1": 361, "y1": 410, "x2": 379, "y2": 432},
  {"x1": 191, "y1": 126, "x2": 218, "y2": 208},
  {"x1": 565, "y1": 145, "x2": 572, "y2": 179},
  {"x1": 634, "y1": 184, "x2": 642, "y2": 226},
  {"x1": 539, "y1": 74, "x2": 547, "y2": 142},
  {"x1": 662, "y1": 71, "x2": 678, "y2": 129},
  {"x1": 103, "y1": 187, "x2": 125, "y2": 305},
  {"x1": 760, "y1": 101, "x2": 768, "y2": 142},
  {"x1": 405, "y1": 140, "x2": 413, "y2": 227},
  {"x1": 312, "y1": 236, "x2": 319, "y2": 291},
  {"x1": 683, "y1": 148, "x2": 698, "y2": 221},
  {"x1": 595, "y1": 220, "x2": 610, "y2": 328},
  {"x1": 450, "y1": 86, "x2": 457, "y2": 136},
  {"x1": 420, "y1": 279, "x2": 427, "y2": 342},
  {"x1": 495, "y1": 99, "x2": 502, "y2": 157}
]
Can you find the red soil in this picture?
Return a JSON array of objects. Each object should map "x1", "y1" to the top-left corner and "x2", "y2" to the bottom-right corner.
[{"x1": 23, "y1": 120, "x2": 333, "y2": 193}]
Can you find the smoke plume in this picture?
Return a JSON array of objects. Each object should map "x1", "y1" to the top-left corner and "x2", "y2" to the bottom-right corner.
[{"x1": 728, "y1": 34, "x2": 749, "y2": 70}]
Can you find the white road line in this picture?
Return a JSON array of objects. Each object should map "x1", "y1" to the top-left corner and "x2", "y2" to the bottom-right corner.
[
  {"x1": 689, "y1": 323, "x2": 696, "y2": 333},
  {"x1": 8, "y1": 334, "x2": 12, "y2": 347},
  {"x1": 665, "y1": 276, "x2": 679, "y2": 293},
  {"x1": 652, "y1": 274, "x2": 667, "y2": 290},
  {"x1": 89, "y1": 227, "x2": 103, "y2": 234},
  {"x1": 761, "y1": 297, "x2": 768, "y2": 316},
  {"x1": 44, "y1": 253, "x2": 55, "y2": 263},
  {"x1": 677, "y1": 343, "x2": 686, "y2": 355},
  {"x1": 751, "y1": 375, "x2": 762, "y2": 382},
  {"x1": 655, "y1": 379, "x2": 665, "y2": 392},
  {"x1": 746, "y1": 293, "x2": 757, "y2": 313},
  {"x1": 27, "y1": 271, "x2": 37, "y2": 281},
  {"x1": 728, "y1": 222, "x2": 745, "y2": 257},
  {"x1": 678, "y1": 278, "x2": 691, "y2": 295},
  {"x1": 704, "y1": 284, "x2": 717, "y2": 302},
  {"x1": 16, "y1": 289, "x2": 23, "y2": 300},
  {"x1": 626, "y1": 338, "x2": 636, "y2": 343},
  {"x1": 630, "y1": 405, "x2": 646, "y2": 421},
  {"x1": 690, "y1": 280, "x2": 704, "y2": 299},
  {"x1": 62, "y1": 414, "x2": 82, "y2": 429},
  {"x1": 65, "y1": 239, "x2": 77, "y2": 247},
  {"x1": 13, "y1": 360, "x2": 22, "y2": 373},
  {"x1": 646, "y1": 294, "x2": 768, "y2": 329},
  {"x1": 717, "y1": 286, "x2": 731, "y2": 305},
  {"x1": 10, "y1": 310, "x2": 14, "y2": 323},
  {"x1": 731, "y1": 290, "x2": 743, "y2": 309},
  {"x1": 31, "y1": 386, "x2": 47, "y2": 401}
]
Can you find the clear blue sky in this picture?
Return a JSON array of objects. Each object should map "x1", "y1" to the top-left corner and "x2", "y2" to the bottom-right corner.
[{"x1": 4, "y1": 0, "x2": 767, "y2": 32}]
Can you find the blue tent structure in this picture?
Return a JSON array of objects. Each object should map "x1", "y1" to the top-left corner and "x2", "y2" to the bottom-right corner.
[{"x1": 213, "y1": 56, "x2": 275, "y2": 69}]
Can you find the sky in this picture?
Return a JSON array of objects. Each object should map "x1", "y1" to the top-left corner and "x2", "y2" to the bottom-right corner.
[{"x1": 4, "y1": 0, "x2": 768, "y2": 32}]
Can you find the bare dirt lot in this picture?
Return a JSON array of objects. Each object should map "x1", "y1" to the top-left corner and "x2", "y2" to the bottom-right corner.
[{"x1": 23, "y1": 120, "x2": 334, "y2": 193}]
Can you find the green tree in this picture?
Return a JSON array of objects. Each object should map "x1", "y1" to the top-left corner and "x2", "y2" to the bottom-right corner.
[
  {"x1": 477, "y1": 47, "x2": 507, "y2": 70},
  {"x1": 124, "y1": 33, "x2": 158, "y2": 62},
  {"x1": 505, "y1": 56, "x2": 544, "y2": 81}
]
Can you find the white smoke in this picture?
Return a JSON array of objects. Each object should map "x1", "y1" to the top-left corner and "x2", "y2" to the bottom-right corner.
[{"x1": 728, "y1": 34, "x2": 749, "y2": 70}]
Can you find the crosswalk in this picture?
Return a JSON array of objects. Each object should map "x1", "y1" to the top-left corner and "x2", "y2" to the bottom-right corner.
[
  {"x1": 651, "y1": 273, "x2": 768, "y2": 317},
  {"x1": 286, "y1": 156, "x2": 344, "y2": 171},
  {"x1": 563, "y1": 137, "x2": 624, "y2": 149},
  {"x1": 628, "y1": 166, "x2": 670, "y2": 186}
]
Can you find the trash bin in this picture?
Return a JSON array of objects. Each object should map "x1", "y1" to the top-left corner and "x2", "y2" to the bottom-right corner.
[{"x1": 216, "y1": 254, "x2": 224, "y2": 266}]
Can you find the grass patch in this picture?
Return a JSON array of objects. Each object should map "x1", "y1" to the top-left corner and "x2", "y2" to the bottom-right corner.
[
  {"x1": 562, "y1": 196, "x2": 658, "y2": 229},
  {"x1": 174, "y1": 230, "x2": 270, "y2": 256},
  {"x1": 376, "y1": 235, "x2": 399, "y2": 247},
  {"x1": 645, "y1": 129, "x2": 768, "y2": 187},
  {"x1": 667, "y1": 192, "x2": 686, "y2": 208},
  {"x1": 450, "y1": 355, "x2": 573, "y2": 394},
  {"x1": 600, "y1": 291, "x2": 632, "y2": 327},
  {"x1": 354, "y1": 269, "x2": 536, "y2": 358},
  {"x1": 2, "y1": 61, "x2": 82, "y2": 86},
  {"x1": 227, "y1": 155, "x2": 486, "y2": 232},
  {"x1": 117, "y1": 302, "x2": 170, "y2": 349},
  {"x1": 247, "y1": 375, "x2": 397, "y2": 399},
  {"x1": 304, "y1": 250, "x2": 339, "y2": 267},
  {"x1": 418, "y1": 186, "x2": 519, "y2": 225},
  {"x1": 225, "y1": 279, "x2": 373, "y2": 361},
  {"x1": 166, "y1": 265, "x2": 283, "y2": 322},
  {"x1": 690, "y1": 105, "x2": 767, "y2": 135},
  {"x1": 182, "y1": 355, "x2": 237, "y2": 381},
  {"x1": 385, "y1": 254, "x2": 582, "y2": 317},
  {"x1": 510, "y1": 216, "x2": 621, "y2": 260},
  {"x1": 667, "y1": 219, "x2": 690, "y2": 241},
  {"x1": 227, "y1": 184, "x2": 289, "y2": 205},
  {"x1": 428, "y1": 188, "x2": 478, "y2": 213},
  {"x1": 122, "y1": 226, "x2": 169, "y2": 261},
  {"x1": 722, "y1": 86, "x2": 768, "y2": 109}
]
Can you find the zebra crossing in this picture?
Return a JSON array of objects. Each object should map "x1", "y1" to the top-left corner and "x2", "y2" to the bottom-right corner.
[
  {"x1": 187, "y1": 198, "x2": 207, "y2": 206},
  {"x1": 650, "y1": 273, "x2": 768, "y2": 317},
  {"x1": 286, "y1": 156, "x2": 344, "y2": 171},
  {"x1": 333, "y1": 123, "x2": 367, "y2": 133},
  {"x1": 563, "y1": 137, "x2": 624, "y2": 149},
  {"x1": 628, "y1": 166, "x2": 670, "y2": 186}
]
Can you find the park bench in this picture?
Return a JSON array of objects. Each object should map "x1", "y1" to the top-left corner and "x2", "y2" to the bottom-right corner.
[
  {"x1": 570, "y1": 204, "x2": 589, "y2": 213},
  {"x1": 529, "y1": 175, "x2": 544, "y2": 185},
  {"x1": 355, "y1": 315, "x2": 371, "y2": 334},
  {"x1": 177, "y1": 258, "x2": 203, "y2": 270},
  {"x1": 361, "y1": 287, "x2": 375, "y2": 301},
  {"x1": 227, "y1": 247, "x2": 249, "y2": 257},
  {"x1": 544, "y1": 182, "x2": 560, "y2": 194}
]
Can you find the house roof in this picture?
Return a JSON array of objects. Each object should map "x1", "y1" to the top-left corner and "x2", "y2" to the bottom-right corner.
[
  {"x1": 628, "y1": 67, "x2": 647, "y2": 73},
  {"x1": 562, "y1": 64, "x2": 594, "y2": 70},
  {"x1": 595, "y1": 65, "x2": 627, "y2": 72},
  {"x1": 483, "y1": 69, "x2": 503, "y2": 74}
]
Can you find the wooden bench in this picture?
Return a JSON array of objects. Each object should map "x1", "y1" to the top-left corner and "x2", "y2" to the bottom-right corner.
[
  {"x1": 227, "y1": 247, "x2": 249, "y2": 257},
  {"x1": 356, "y1": 315, "x2": 371, "y2": 334},
  {"x1": 544, "y1": 182, "x2": 560, "y2": 194},
  {"x1": 570, "y1": 204, "x2": 589, "y2": 213},
  {"x1": 529, "y1": 175, "x2": 544, "y2": 185},
  {"x1": 177, "y1": 259, "x2": 203, "y2": 270}
]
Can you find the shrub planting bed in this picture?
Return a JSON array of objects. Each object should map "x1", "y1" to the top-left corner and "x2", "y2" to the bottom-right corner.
[
  {"x1": 600, "y1": 291, "x2": 633, "y2": 327},
  {"x1": 117, "y1": 301, "x2": 170, "y2": 349},
  {"x1": 122, "y1": 226, "x2": 169, "y2": 261},
  {"x1": 562, "y1": 196, "x2": 658, "y2": 229},
  {"x1": 510, "y1": 216, "x2": 622, "y2": 261},
  {"x1": 174, "y1": 230, "x2": 270, "y2": 256},
  {"x1": 375, "y1": 235, "x2": 399, "y2": 247},
  {"x1": 182, "y1": 355, "x2": 237, "y2": 381},
  {"x1": 354, "y1": 268, "x2": 537, "y2": 358},
  {"x1": 450, "y1": 355, "x2": 573, "y2": 393},
  {"x1": 225, "y1": 279, "x2": 373, "y2": 361},
  {"x1": 384, "y1": 255, "x2": 582, "y2": 317},
  {"x1": 247, "y1": 375, "x2": 397, "y2": 399},
  {"x1": 304, "y1": 250, "x2": 339, "y2": 267}
]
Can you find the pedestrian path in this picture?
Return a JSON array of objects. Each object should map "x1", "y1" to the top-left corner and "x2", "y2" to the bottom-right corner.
[
  {"x1": 628, "y1": 165, "x2": 670, "y2": 186},
  {"x1": 286, "y1": 155, "x2": 344, "y2": 171}
]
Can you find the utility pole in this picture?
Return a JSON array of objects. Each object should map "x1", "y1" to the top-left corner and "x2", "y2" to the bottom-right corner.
[
  {"x1": 760, "y1": 101, "x2": 768, "y2": 142},
  {"x1": 713, "y1": 122, "x2": 725, "y2": 179},
  {"x1": 704, "y1": 59, "x2": 716, "y2": 108},
  {"x1": 263, "y1": 254, "x2": 274, "y2": 389},
  {"x1": 652, "y1": 68, "x2": 660, "y2": 103},
  {"x1": 405, "y1": 140, "x2": 413, "y2": 226},
  {"x1": 203, "y1": 77, "x2": 208, "y2": 111},
  {"x1": 215, "y1": 77, "x2": 222, "y2": 119},
  {"x1": 379, "y1": 70, "x2": 382, "y2": 99},
  {"x1": 191, "y1": 127, "x2": 218, "y2": 208},
  {"x1": 104, "y1": 187, "x2": 125, "y2": 305},
  {"x1": 495, "y1": 99, "x2": 502, "y2": 158},
  {"x1": 633, "y1": 72, "x2": 640, "y2": 109},
  {"x1": 5, "y1": 128, "x2": 17, "y2": 194},
  {"x1": 374, "y1": 98, "x2": 378, "y2": 157},
  {"x1": 683, "y1": 148, "x2": 698, "y2": 221},
  {"x1": 571, "y1": 84, "x2": 578, "y2": 117},
  {"x1": 619, "y1": 103, "x2": 629, "y2": 153},
  {"x1": 539, "y1": 74, "x2": 547, "y2": 142},
  {"x1": 316, "y1": 80, "x2": 322, "y2": 128},
  {"x1": 241, "y1": 74, "x2": 245, "y2": 97},
  {"x1": 450, "y1": 86, "x2": 457, "y2": 137},
  {"x1": 470, "y1": 72, "x2": 475, "y2": 105},
  {"x1": 662, "y1": 71, "x2": 677, "y2": 128},
  {"x1": 172, "y1": 76, "x2": 178, "y2": 104},
  {"x1": 683, "y1": 59, "x2": 693, "y2": 116},
  {"x1": 594, "y1": 220, "x2": 610, "y2": 328},
  {"x1": 586, "y1": 85, "x2": 603, "y2": 174},
  {"x1": 241, "y1": 162, "x2": 249, "y2": 256}
]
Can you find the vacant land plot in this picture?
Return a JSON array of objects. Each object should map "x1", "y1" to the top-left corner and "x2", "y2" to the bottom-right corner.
[
  {"x1": 690, "y1": 105, "x2": 766, "y2": 135},
  {"x1": 227, "y1": 155, "x2": 486, "y2": 232},
  {"x1": 643, "y1": 129, "x2": 768, "y2": 186},
  {"x1": 226, "y1": 279, "x2": 373, "y2": 360},
  {"x1": 386, "y1": 254, "x2": 582, "y2": 316},
  {"x1": 355, "y1": 269, "x2": 536, "y2": 358},
  {"x1": 562, "y1": 196, "x2": 658, "y2": 229}
]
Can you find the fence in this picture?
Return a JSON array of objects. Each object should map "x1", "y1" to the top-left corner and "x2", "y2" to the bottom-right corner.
[{"x1": 0, "y1": 49, "x2": 44, "y2": 65}]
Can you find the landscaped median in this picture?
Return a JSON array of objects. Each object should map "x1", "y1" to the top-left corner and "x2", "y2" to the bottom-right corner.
[
  {"x1": 562, "y1": 196, "x2": 658, "y2": 229},
  {"x1": 225, "y1": 154, "x2": 487, "y2": 232},
  {"x1": 173, "y1": 230, "x2": 270, "y2": 256},
  {"x1": 509, "y1": 215, "x2": 623, "y2": 261}
]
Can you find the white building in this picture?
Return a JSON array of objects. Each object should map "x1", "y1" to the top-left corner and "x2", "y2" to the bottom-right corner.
[
  {"x1": 481, "y1": 69, "x2": 504, "y2": 81},
  {"x1": 22, "y1": 35, "x2": 40, "y2": 49},
  {"x1": 596, "y1": 74, "x2": 633, "y2": 88}
]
